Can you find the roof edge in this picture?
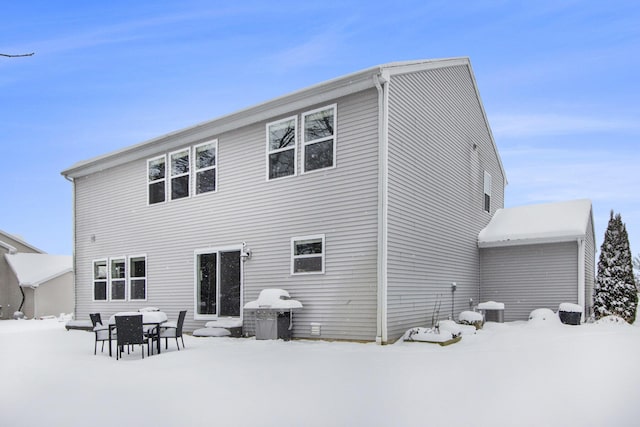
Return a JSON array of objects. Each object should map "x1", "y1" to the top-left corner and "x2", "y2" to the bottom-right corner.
[
  {"x1": 18, "y1": 268, "x2": 73, "y2": 288},
  {"x1": 0, "y1": 229, "x2": 45, "y2": 254},
  {"x1": 479, "y1": 234, "x2": 586, "y2": 248},
  {"x1": 61, "y1": 57, "x2": 472, "y2": 179}
]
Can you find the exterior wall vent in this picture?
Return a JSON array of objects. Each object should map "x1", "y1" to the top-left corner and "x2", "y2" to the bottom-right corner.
[{"x1": 310, "y1": 322, "x2": 321, "y2": 336}]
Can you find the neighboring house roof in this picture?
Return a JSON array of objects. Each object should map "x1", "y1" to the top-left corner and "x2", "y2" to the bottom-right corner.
[
  {"x1": 0, "y1": 229, "x2": 45, "y2": 253},
  {"x1": 478, "y1": 199, "x2": 593, "y2": 248},
  {"x1": 4, "y1": 253, "x2": 72, "y2": 288},
  {"x1": 61, "y1": 57, "x2": 506, "y2": 184},
  {"x1": 0, "y1": 240, "x2": 18, "y2": 254}
]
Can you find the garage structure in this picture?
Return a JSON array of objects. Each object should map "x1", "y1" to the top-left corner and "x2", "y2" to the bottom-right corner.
[{"x1": 478, "y1": 199, "x2": 595, "y2": 321}]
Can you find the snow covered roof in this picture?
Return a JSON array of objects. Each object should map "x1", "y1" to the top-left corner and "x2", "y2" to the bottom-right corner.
[
  {"x1": 478, "y1": 199, "x2": 593, "y2": 248},
  {"x1": 4, "y1": 253, "x2": 72, "y2": 288}
]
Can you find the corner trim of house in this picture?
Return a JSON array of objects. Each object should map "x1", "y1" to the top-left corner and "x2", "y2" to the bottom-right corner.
[
  {"x1": 577, "y1": 237, "x2": 586, "y2": 321},
  {"x1": 375, "y1": 73, "x2": 389, "y2": 344}
]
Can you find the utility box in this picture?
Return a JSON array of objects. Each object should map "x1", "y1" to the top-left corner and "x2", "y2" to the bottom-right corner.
[
  {"x1": 255, "y1": 309, "x2": 292, "y2": 340},
  {"x1": 477, "y1": 301, "x2": 505, "y2": 323}
]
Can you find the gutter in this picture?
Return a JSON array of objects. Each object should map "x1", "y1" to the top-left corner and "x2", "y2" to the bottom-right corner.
[{"x1": 374, "y1": 72, "x2": 389, "y2": 345}]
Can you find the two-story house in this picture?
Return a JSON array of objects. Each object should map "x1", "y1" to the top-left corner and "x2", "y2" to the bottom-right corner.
[{"x1": 61, "y1": 57, "x2": 509, "y2": 343}]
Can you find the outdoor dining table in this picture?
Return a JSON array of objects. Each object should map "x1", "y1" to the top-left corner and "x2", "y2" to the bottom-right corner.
[{"x1": 107, "y1": 311, "x2": 168, "y2": 357}]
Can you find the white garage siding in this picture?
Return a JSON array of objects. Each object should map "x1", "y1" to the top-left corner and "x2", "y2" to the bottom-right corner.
[{"x1": 480, "y1": 242, "x2": 578, "y2": 321}]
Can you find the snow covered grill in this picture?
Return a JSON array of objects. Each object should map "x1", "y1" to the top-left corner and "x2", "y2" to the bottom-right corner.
[{"x1": 243, "y1": 289, "x2": 303, "y2": 340}]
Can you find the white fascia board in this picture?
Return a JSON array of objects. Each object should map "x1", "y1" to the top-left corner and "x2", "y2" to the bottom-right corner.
[
  {"x1": 19, "y1": 268, "x2": 73, "y2": 289},
  {"x1": 478, "y1": 234, "x2": 586, "y2": 248},
  {"x1": 380, "y1": 57, "x2": 470, "y2": 79},
  {"x1": 0, "y1": 229, "x2": 45, "y2": 253},
  {"x1": 0, "y1": 240, "x2": 18, "y2": 254}
]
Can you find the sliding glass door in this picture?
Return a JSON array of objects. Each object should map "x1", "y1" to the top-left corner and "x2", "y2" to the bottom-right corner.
[{"x1": 196, "y1": 248, "x2": 241, "y2": 319}]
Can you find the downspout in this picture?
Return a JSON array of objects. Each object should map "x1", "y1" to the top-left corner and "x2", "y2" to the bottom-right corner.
[
  {"x1": 63, "y1": 174, "x2": 77, "y2": 319},
  {"x1": 577, "y1": 237, "x2": 586, "y2": 322},
  {"x1": 374, "y1": 72, "x2": 389, "y2": 344}
]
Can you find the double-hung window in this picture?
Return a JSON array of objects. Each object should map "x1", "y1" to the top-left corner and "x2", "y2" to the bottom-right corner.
[
  {"x1": 267, "y1": 116, "x2": 297, "y2": 180},
  {"x1": 194, "y1": 141, "x2": 217, "y2": 194},
  {"x1": 129, "y1": 255, "x2": 147, "y2": 301},
  {"x1": 110, "y1": 258, "x2": 126, "y2": 300},
  {"x1": 170, "y1": 148, "x2": 190, "y2": 200},
  {"x1": 483, "y1": 171, "x2": 492, "y2": 213},
  {"x1": 291, "y1": 235, "x2": 325, "y2": 274},
  {"x1": 148, "y1": 156, "x2": 166, "y2": 204},
  {"x1": 302, "y1": 105, "x2": 336, "y2": 173},
  {"x1": 93, "y1": 259, "x2": 108, "y2": 301}
]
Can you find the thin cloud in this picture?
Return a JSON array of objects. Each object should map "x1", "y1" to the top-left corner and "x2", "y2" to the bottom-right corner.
[
  {"x1": 266, "y1": 26, "x2": 349, "y2": 73},
  {"x1": 491, "y1": 113, "x2": 640, "y2": 138}
]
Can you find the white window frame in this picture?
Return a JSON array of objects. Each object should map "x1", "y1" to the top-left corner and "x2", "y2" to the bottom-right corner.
[
  {"x1": 291, "y1": 234, "x2": 326, "y2": 275},
  {"x1": 266, "y1": 115, "x2": 298, "y2": 181},
  {"x1": 483, "y1": 171, "x2": 492, "y2": 213},
  {"x1": 147, "y1": 155, "x2": 167, "y2": 205},
  {"x1": 109, "y1": 257, "x2": 127, "y2": 301},
  {"x1": 302, "y1": 104, "x2": 337, "y2": 174},
  {"x1": 128, "y1": 254, "x2": 148, "y2": 301},
  {"x1": 92, "y1": 259, "x2": 108, "y2": 302},
  {"x1": 169, "y1": 147, "x2": 191, "y2": 200},
  {"x1": 193, "y1": 140, "x2": 218, "y2": 196}
]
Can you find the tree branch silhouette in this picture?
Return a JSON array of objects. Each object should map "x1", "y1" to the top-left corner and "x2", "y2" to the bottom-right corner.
[{"x1": 1, "y1": 52, "x2": 35, "y2": 58}]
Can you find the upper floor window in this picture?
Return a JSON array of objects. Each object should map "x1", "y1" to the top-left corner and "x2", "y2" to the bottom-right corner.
[
  {"x1": 148, "y1": 156, "x2": 166, "y2": 205},
  {"x1": 194, "y1": 141, "x2": 217, "y2": 194},
  {"x1": 93, "y1": 259, "x2": 108, "y2": 301},
  {"x1": 291, "y1": 234, "x2": 325, "y2": 275},
  {"x1": 484, "y1": 171, "x2": 492, "y2": 213},
  {"x1": 302, "y1": 105, "x2": 336, "y2": 173},
  {"x1": 267, "y1": 116, "x2": 297, "y2": 180},
  {"x1": 170, "y1": 148, "x2": 190, "y2": 200}
]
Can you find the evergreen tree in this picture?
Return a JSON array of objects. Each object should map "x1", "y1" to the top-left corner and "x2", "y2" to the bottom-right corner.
[
  {"x1": 633, "y1": 253, "x2": 640, "y2": 285},
  {"x1": 594, "y1": 211, "x2": 638, "y2": 323}
]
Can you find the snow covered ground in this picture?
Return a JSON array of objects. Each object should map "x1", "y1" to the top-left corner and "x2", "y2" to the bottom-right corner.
[{"x1": 2, "y1": 317, "x2": 639, "y2": 427}]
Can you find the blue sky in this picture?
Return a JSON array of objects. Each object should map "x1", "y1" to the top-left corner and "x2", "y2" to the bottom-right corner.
[{"x1": 2, "y1": 1, "x2": 639, "y2": 257}]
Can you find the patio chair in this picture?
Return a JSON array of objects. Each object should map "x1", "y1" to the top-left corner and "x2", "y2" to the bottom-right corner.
[
  {"x1": 159, "y1": 310, "x2": 186, "y2": 350},
  {"x1": 115, "y1": 315, "x2": 151, "y2": 360},
  {"x1": 90, "y1": 313, "x2": 111, "y2": 355}
]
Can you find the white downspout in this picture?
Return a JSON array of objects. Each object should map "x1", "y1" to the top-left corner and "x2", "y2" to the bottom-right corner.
[
  {"x1": 63, "y1": 174, "x2": 77, "y2": 320},
  {"x1": 577, "y1": 238, "x2": 585, "y2": 322},
  {"x1": 374, "y1": 73, "x2": 389, "y2": 344}
]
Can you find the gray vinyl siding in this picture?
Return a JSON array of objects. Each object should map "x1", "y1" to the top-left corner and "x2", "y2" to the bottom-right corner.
[
  {"x1": 585, "y1": 215, "x2": 596, "y2": 316},
  {"x1": 480, "y1": 242, "x2": 578, "y2": 321},
  {"x1": 72, "y1": 88, "x2": 380, "y2": 341},
  {"x1": 385, "y1": 65, "x2": 505, "y2": 340}
]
